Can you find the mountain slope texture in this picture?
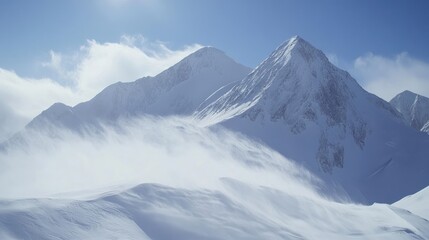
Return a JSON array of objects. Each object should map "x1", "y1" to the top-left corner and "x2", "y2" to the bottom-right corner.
[
  {"x1": 196, "y1": 36, "x2": 429, "y2": 203},
  {"x1": 27, "y1": 47, "x2": 250, "y2": 131}
]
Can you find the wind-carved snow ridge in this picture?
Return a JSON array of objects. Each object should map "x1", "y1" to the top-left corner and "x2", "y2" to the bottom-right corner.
[
  {"x1": 197, "y1": 36, "x2": 377, "y2": 174},
  {"x1": 390, "y1": 90, "x2": 429, "y2": 133}
]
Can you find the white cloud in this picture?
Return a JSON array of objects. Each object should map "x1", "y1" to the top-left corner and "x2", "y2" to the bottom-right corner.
[
  {"x1": 0, "y1": 69, "x2": 76, "y2": 141},
  {"x1": 0, "y1": 36, "x2": 202, "y2": 141},
  {"x1": 42, "y1": 50, "x2": 63, "y2": 72},
  {"x1": 351, "y1": 52, "x2": 429, "y2": 101},
  {"x1": 70, "y1": 37, "x2": 202, "y2": 98}
]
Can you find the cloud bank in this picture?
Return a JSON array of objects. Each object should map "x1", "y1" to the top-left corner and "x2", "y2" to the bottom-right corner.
[
  {"x1": 0, "y1": 69, "x2": 76, "y2": 141},
  {"x1": 351, "y1": 52, "x2": 429, "y2": 100},
  {"x1": 0, "y1": 36, "x2": 202, "y2": 141}
]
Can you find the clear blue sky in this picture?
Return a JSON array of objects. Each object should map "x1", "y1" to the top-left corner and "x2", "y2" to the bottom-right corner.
[{"x1": 1, "y1": 0, "x2": 429, "y2": 74}]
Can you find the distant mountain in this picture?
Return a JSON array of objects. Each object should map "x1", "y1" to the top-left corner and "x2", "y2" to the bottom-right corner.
[
  {"x1": 390, "y1": 90, "x2": 429, "y2": 133},
  {"x1": 196, "y1": 36, "x2": 429, "y2": 203},
  {"x1": 27, "y1": 47, "x2": 251, "y2": 131}
]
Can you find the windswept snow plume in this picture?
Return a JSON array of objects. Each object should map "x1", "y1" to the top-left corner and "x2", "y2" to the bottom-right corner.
[
  {"x1": 1, "y1": 117, "x2": 429, "y2": 240},
  {"x1": 0, "y1": 116, "x2": 318, "y2": 200}
]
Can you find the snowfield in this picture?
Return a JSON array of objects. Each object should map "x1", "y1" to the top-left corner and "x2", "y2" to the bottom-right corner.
[
  {"x1": 2, "y1": 183, "x2": 429, "y2": 240},
  {"x1": 1, "y1": 117, "x2": 429, "y2": 240}
]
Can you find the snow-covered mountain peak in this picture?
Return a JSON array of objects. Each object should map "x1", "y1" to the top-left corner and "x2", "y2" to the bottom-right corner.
[
  {"x1": 173, "y1": 46, "x2": 236, "y2": 70},
  {"x1": 397, "y1": 90, "x2": 416, "y2": 97},
  {"x1": 190, "y1": 46, "x2": 226, "y2": 58},
  {"x1": 390, "y1": 90, "x2": 429, "y2": 132},
  {"x1": 37, "y1": 102, "x2": 72, "y2": 120},
  {"x1": 390, "y1": 90, "x2": 429, "y2": 107},
  {"x1": 269, "y1": 35, "x2": 329, "y2": 68},
  {"x1": 196, "y1": 36, "x2": 408, "y2": 179},
  {"x1": 197, "y1": 36, "x2": 361, "y2": 127},
  {"x1": 151, "y1": 46, "x2": 247, "y2": 86},
  {"x1": 26, "y1": 102, "x2": 76, "y2": 130},
  {"x1": 24, "y1": 46, "x2": 251, "y2": 131}
]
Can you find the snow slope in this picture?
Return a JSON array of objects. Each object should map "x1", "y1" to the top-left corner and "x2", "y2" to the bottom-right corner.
[
  {"x1": 2, "y1": 182, "x2": 429, "y2": 240},
  {"x1": 1, "y1": 118, "x2": 428, "y2": 240},
  {"x1": 390, "y1": 90, "x2": 429, "y2": 133},
  {"x1": 196, "y1": 36, "x2": 429, "y2": 203},
  {"x1": 26, "y1": 47, "x2": 251, "y2": 131},
  {"x1": 395, "y1": 186, "x2": 429, "y2": 220}
]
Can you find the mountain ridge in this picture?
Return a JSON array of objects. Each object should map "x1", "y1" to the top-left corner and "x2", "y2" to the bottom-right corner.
[
  {"x1": 26, "y1": 46, "x2": 251, "y2": 131},
  {"x1": 195, "y1": 36, "x2": 429, "y2": 203}
]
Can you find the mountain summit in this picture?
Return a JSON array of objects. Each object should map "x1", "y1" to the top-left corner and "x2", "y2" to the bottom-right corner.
[
  {"x1": 390, "y1": 90, "x2": 429, "y2": 133},
  {"x1": 27, "y1": 47, "x2": 251, "y2": 131},
  {"x1": 197, "y1": 36, "x2": 401, "y2": 171},
  {"x1": 196, "y1": 36, "x2": 429, "y2": 203}
]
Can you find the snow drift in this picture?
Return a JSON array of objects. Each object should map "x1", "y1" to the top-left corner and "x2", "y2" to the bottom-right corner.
[{"x1": 1, "y1": 117, "x2": 429, "y2": 239}]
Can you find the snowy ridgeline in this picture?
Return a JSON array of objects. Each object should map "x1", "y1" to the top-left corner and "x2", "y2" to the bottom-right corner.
[
  {"x1": 26, "y1": 47, "x2": 251, "y2": 131},
  {"x1": 2, "y1": 183, "x2": 429, "y2": 240},
  {"x1": 11, "y1": 36, "x2": 429, "y2": 204},
  {"x1": 195, "y1": 36, "x2": 429, "y2": 204},
  {"x1": 1, "y1": 36, "x2": 429, "y2": 239},
  {"x1": 1, "y1": 118, "x2": 429, "y2": 240}
]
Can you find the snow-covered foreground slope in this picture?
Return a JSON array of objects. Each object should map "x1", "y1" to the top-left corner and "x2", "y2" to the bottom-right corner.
[
  {"x1": 1, "y1": 117, "x2": 429, "y2": 240},
  {"x1": 196, "y1": 36, "x2": 429, "y2": 204},
  {"x1": 2, "y1": 182, "x2": 429, "y2": 240},
  {"x1": 390, "y1": 90, "x2": 429, "y2": 133},
  {"x1": 27, "y1": 47, "x2": 250, "y2": 131},
  {"x1": 395, "y1": 186, "x2": 429, "y2": 220}
]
